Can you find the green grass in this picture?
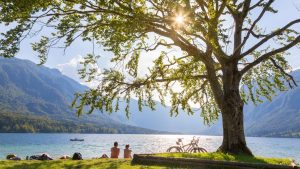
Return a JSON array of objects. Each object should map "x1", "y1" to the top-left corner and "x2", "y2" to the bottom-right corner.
[
  {"x1": 0, "y1": 159, "x2": 178, "y2": 169},
  {"x1": 154, "y1": 152, "x2": 293, "y2": 165},
  {"x1": 0, "y1": 154, "x2": 294, "y2": 169}
]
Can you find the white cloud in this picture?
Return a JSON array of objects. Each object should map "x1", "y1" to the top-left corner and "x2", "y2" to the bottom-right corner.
[{"x1": 56, "y1": 55, "x2": 101, "y2": 88}]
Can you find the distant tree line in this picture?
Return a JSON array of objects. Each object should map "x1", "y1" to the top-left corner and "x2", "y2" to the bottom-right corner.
[
  {"x1": 252, "y1": 131, "x2": 300, "y2": 138},
  {"x1": 0, "y1": 111, "x2": 160, "y2": 134},
  {"x1": 0, "y1": 112, "x2": 119, "y2": 133}
]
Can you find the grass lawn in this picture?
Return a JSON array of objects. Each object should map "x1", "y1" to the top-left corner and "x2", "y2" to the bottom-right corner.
[
  {"x1": 154, "y1": 152, "x2": 293, "y2": 165},
  {"x1": 0, "y1": 159, "x2": 179, "y2": 169},
  {"x1": 0, "y1": 153, "x2": 295, "y2": 169}
]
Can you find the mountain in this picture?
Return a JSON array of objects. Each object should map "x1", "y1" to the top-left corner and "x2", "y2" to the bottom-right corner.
[
  {"x1": 108, "y1": 100, "x2": 210, "y2": 133},
  {"x1": 0, "y1": 57, "x2": 161, "y2": 134},
  {"x1": 244, "y1": 70, "x2": 300, "y2": 137},
  {"x1": 0, "y1": 57, "x2": 210, "y2": 134},
  {"x1": 1, "y1": 57, "x2": 300, "y2": 137}
]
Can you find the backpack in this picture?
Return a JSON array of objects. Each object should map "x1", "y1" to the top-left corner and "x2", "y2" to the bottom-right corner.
[
  {"x1": 72, "y1": 152, "x2": 82, "y2": 160},
  {"x1": 39, "y1": 154, "x2": 53, "y2": 160},
  {"x1": 6, "y1": 154, "x2": 16, "y2": 160}
]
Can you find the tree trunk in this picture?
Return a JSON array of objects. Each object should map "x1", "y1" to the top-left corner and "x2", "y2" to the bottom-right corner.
[
  {"x1": 217, "y1": 103, "x2": 253, "y2": 155},
  {"x1": 217, "y1": 66, "x2": 253, "y2": 156}
]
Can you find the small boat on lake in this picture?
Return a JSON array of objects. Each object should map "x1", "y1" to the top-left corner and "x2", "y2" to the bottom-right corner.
[{"x1": 70, "y1": 138, "x2": 84, "y2": 141}]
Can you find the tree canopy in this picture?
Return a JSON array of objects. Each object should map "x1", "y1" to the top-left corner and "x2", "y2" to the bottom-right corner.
[{"x1": 1, "y1": 0, "x2": 300, "y2": 154}]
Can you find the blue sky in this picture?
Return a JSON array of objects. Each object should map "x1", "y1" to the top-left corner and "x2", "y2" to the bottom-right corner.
[{"x1": 1, "y1": 0, "x2": 300, "y2": 85}]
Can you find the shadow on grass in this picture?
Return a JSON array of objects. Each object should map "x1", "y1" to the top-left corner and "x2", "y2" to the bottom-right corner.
[
  {"x1": 132, "y1": 162, "x2": 227, "y2": 169},
  {"x1": 134, "y1": 153, "x2": 294, "y2": 169},
  {"x1": 131, "y1": 159, "x2": 204, "y2": 169}
]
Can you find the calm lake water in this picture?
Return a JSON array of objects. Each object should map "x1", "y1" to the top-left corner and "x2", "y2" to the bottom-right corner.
[{"x1": 0, "y1": 134, "x2": 299, "y2": 162}]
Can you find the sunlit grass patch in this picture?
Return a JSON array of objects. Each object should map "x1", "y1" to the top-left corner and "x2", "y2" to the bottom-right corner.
[{"x1": 154, "y1": 152, "x2": 293, "y2": 165}]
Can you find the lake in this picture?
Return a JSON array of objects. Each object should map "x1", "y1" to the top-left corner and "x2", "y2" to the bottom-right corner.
[{"x1": 0, "y1": 134, "x2": 299, "y2": 162}]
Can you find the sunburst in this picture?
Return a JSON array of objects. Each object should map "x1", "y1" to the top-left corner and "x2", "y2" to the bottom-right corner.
[{"x1": 175, "y1": 15, "x2": 185, "y2": 25}]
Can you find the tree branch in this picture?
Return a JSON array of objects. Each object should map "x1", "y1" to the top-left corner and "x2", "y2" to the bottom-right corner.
[
  {"x1": 270, "y1": 58, "x2": 297, "y2": 88},
  {"x1": 249, "y1": 0, "x2": 264, "y2": 10},
  {"x1": 239, "y1": 19, "x2": 300, "y2": 59},
  {"x1": 232, "y1": 0, "x2": 274, "y2": 58},
  {"x1": 118, "y1": 74, "x2": 209, "y2": 93},
  {"x1": 241, "y1": 35, "x2": 300, "y2": 75}
]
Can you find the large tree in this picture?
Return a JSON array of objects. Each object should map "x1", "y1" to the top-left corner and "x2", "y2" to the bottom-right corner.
[{"x1": 0, "y1": 0, "x2": 299, "y2": 155}]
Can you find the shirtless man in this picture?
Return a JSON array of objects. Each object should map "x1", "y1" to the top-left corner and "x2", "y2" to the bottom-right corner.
[
  {"x1": 110, "y1": 141, "x2": 120, "y2": 158},
  {"x1": 124, "y1": 144, "x2": 132, "y2": 158}
]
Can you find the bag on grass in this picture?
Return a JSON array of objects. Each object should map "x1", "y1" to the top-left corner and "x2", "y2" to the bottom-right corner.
[{"x1": 72, "y1": 152, "x2": 82, "y2": 160}]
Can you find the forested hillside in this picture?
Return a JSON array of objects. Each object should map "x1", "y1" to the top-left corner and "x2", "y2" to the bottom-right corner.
[
  {"x1": 0, "y1": 112, "x2": 119, "y2": 133},
  {"x1": 0, "y1": 58, "x2": 161, "y2": 134}
]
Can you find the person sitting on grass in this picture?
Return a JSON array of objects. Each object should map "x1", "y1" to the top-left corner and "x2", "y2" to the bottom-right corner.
[
  {"x1": 111, "y1": 141, "x2": 120, "y2": 158},
  {"x1": 124, "y1": 144, "x2": 132, "y2": 159}
]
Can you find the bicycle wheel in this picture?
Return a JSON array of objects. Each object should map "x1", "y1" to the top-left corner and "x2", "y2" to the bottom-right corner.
[
  {"x1": 166, "y1": 146, "x2": 183, "y2": 153},
  {"x1": 190, "y1": 147, "x2": 208, "y2": 153},
  {"x1": 199, "y1": 147, "x2": 208, "y2": 153}
]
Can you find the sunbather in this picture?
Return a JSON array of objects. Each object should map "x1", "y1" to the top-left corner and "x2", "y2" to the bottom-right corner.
[
  {"x1": 111, "y1": 141, "x2": 120, "y2": 158},
  {"x1": 124, "y1": 144, "x2": 132, "y2": 158}
]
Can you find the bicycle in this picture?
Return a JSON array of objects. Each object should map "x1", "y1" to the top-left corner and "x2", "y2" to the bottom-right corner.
[{"x1": 166, "y1": 136, "x2": 207, "y2": 153}]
